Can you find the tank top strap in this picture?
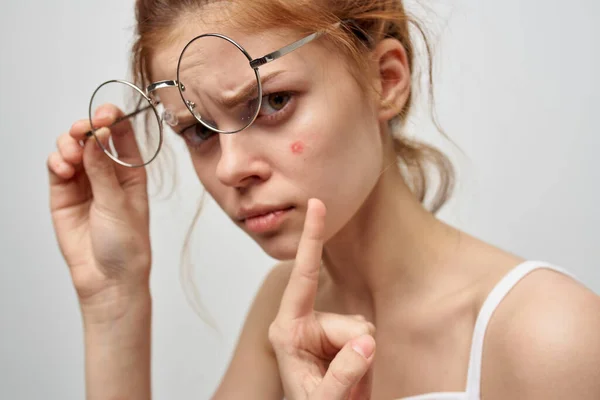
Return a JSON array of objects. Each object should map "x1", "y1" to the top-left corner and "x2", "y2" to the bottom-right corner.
[{"x1": 464, "y1": 260, "x2": 579, "y2": 399}]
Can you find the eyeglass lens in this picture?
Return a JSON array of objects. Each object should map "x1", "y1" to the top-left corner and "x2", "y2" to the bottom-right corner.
[
  {"x1": 89, "y1": 80, "x2": 162, "y2": 167},
  {"x1": 176, "y1": 35, "x2": 261, "y2": 133}
]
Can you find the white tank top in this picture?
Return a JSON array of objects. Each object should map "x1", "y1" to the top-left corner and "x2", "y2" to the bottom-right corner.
[{"x1": 397, "y1": 260, "x2": 579, "y2": 400}]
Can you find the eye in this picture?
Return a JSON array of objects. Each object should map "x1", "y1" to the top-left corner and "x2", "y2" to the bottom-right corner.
[
  {"x1": 260, "y1": 92, "x2": 292, "y2": 116},
  {"x1": 180, "y1": 123, "x2": 217, "y2": 147}
]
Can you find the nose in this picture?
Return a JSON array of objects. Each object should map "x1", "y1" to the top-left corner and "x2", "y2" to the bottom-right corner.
[{"x1": 215, "y1": 132, "x2": 271, "y2": 189}]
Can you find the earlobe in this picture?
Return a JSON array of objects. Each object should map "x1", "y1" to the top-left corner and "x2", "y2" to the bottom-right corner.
[{"x1": 374, "y1": 39, "x2": 411, "y2": 122}]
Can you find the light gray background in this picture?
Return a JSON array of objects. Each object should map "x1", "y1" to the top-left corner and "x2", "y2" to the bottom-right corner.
[{"x1": 1, "y1": 1, "x2": 598, "y2": 399}]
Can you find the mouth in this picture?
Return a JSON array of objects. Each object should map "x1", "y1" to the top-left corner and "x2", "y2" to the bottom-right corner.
[{"x1": 239, "y1": 206, "x2": 295, "y2": 234}]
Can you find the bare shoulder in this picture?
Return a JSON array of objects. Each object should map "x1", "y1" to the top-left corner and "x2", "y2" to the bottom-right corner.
[
  {"x1": 260, "y1": 260, "x2": 295, "y2": 303},
  {"x1": 211, "y1": 261, "x2": 294, "y2": 400},
  {"x1": 237, "y1": 260, "x2": 295, "y2": 350},
  {"x1": 482, "y1": 267, "x2": 600, "y2": 399}
]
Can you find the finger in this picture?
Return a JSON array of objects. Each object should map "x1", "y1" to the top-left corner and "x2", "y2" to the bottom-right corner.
[
  {"x1": 351, "y1": 314, "x2": 367, "y2": 322},
  {"x1": 81, "y1": 127, "x2": 125, "y2": 208},
  {"x1": 85, "y1": 105, "x2": 148, "y2": 197},
  {"x1": 279, "y1": 198, "x2": 327, "y2": 319},
  {"x1": 316, "y1": 313, "x2": 376, "y2": 353},
  {"x1": 93, "y1": 104, "x2": 145, "y2": 167},
  {"x1": 311, "y1": 334, "x2": 376, "y2": 400},
  {"x1": 349, "y1": 362, "x2": 374, "y2": 400},
  {"x1": 48, "y1": 152, "x2": 76, "y2": 184},
  {"x1": 69, "y1": 105, "x2": 121, "y2": 141},
  {"x1": 69, "y1": 118, "x2": 95, "y2": 142},
  {"x1": 48, "y1": 152, "x2": 89, "y2": 214},
  {"x1": 57, "y1": 133, "x2": 84, "y2": 166}
]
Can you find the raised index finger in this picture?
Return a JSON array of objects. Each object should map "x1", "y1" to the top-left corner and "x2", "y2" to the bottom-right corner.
[{"x1": 279, "y1": 198, "x2": 327, "y2": 319}]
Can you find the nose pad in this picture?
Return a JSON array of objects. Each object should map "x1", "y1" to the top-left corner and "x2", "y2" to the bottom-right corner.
[{"x1": 162, "y1": 108, "x2": 179, "y2": 127}]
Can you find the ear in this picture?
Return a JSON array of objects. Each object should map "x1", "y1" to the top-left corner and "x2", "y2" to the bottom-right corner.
[{"x1": 372, "y1": 38, "x2": 411, "y2": 122}]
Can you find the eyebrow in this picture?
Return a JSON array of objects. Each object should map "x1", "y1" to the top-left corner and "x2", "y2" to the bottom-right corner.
[
  {"x1": 219, "y1": 70, "x2": 286, "y2": 108},
  {"x1": 167, "y1": 69, "x2": 288, "y2": 132}
]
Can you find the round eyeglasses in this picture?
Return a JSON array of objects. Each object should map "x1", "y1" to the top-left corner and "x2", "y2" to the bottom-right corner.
[{"x1": 85, "y1": 26, "x2": 334, "y2": 168}]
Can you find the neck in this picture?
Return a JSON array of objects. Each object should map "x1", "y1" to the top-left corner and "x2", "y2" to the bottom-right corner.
[{"x1": 321, "y1": 163, "x2": 461, "y2": 321}]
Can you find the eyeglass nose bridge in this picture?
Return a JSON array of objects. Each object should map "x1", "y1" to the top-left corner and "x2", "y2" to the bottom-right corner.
[
  {"x1": 145, "y1": 79, "x2": 190, "y2": 127},
  {"x1": 146, "y1": 79, "x2": 178, "y2": 94}
]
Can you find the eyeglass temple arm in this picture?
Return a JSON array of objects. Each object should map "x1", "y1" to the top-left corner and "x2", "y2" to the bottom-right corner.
[
  {"x1": 84, "y1": 80, "x2": 177, "y2": 138},
  {"x1": 249, "y1": 22, "x2": 343, "y2": 69},
  {"x1": 84, "y1": 104, "x2": 156, "y2": 138}
]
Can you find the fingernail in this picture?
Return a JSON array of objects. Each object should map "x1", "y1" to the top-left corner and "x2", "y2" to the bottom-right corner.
[{"x1": 351, "y1": 335, "x2": 375, "y2": 359}]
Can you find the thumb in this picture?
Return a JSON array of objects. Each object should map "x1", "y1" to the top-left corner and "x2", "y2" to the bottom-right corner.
[
  {"x1": 311, "y1": 335, "x2": 376, "y2": 400},
  {"x1": 82, "y1": 127, "x2": 125, "y2": 209}
]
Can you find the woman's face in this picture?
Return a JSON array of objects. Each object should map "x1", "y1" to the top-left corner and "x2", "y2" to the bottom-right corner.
[{"x1": 150, "y1": 11, "x2": 388, "y2": 260}]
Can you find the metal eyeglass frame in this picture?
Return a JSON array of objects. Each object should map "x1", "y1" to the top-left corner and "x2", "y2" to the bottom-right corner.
[{"x1": 86, "y1": 23, "x2": 337, "y2": 168}]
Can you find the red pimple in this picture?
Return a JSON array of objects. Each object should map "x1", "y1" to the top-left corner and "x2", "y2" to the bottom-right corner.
[{"x1": 291, "y1": 141, "x2": 305, "y2": 155}]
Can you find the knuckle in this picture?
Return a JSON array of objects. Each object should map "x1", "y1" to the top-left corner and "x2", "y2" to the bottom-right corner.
[
  {"x1": 268, "y1": 320, "x2": 302, "y2": 353},
  {"x1": 46, "y1": 155, "x2": 56, "y2": 172},
  {"x1": 330, "y1": 365, "x2": 355, "y2": 388},
  {"x1": 120, "y1": 171, "x2": 147, "y2": 191},
  {"x1": 57, "y1": 134, "x2": 72, "y2": 154},
  {"x1": 366, "y1": 322, "x2": 376, "y2": 335},
  {"x1": 57, "y1": 134, "x2": 70, "y2": 151},
  {"x1": 348, "y1": 315, "x2": 375, "y2": 335},
  {"x1": 267, "y1": 321, "x2": 286, "y2": 346},
  {"x1": 88, "y1": 157, "x2": 112, "y2": 174},
  {"x1": 302, "y1": 372, "x2": 322, "y2": 394},
  {"x1": 48, "y1": 152, "x2": 62, "y2": 169},
  {"x1": 358, "y1": 323, "x2": 370, "y2": 336},
  {"x1": 70, "y1": 119, "x2": 87, "y2": 133},
  {"x1": 47, "y1": 151, "x2": 57, "y2": 163},
  {"x1": 294, "y1": 264, "x2": 320, "y2": 285},
  {"x1": 351, "y1": 320, "x2": 373, "y2": 337}
]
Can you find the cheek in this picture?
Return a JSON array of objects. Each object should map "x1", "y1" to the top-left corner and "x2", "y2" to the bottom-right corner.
[
  {"x1": 290, "y1": 141, "x2": 305, "y2": 155},
  {"x1": 191, "y1": 156, "x2": 222, "y2": 196}
]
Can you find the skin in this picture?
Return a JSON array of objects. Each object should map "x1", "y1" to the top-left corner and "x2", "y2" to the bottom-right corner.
[
  {"x1": 291, "y1": 141, "x2": 305, "y2": 155},
  {"x1": 48, "y1": 4, "x2": 600, "y2": 400}
]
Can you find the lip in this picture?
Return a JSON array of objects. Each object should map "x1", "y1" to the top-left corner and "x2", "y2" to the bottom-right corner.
[
  {"x1": 237, "y1": 205, "x2": 294, "y2": 221},
  {"x1": 238, "y1": 205, "x2": 294, "y2": 234}
]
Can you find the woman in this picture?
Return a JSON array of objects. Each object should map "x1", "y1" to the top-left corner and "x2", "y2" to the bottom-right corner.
[{"x1": 47, "y1": 0, "x2": 600, "y2": 399}]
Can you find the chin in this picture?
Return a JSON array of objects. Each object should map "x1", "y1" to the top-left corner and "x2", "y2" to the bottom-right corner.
[{"x1": 253, "y1": 230, "x2": 302, "y2": 261}]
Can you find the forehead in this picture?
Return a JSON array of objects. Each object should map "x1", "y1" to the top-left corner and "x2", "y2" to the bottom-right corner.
[
  {"x1": 146, "y1": 5, "x2": 340, "y2": 131},
  {"x1": 149, "y1": 6, "x2": 314, "y2": 83}
]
